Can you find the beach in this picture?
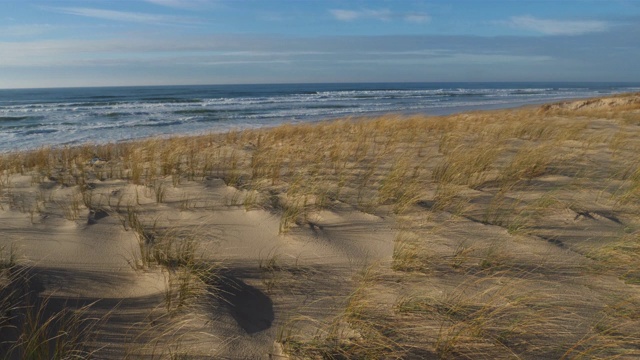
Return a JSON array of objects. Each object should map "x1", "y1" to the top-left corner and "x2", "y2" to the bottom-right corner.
[
  {"x1": 2, "y1": 83, "x2": 638, "y2": 153},
  {"x1": 2, "y1": 93, "x2": 640, "y2": 358}
]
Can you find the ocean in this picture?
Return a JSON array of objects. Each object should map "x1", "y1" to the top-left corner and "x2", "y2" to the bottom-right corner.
[{"x1": 1, "y1": 82, "x2": 639, "y2": 153}]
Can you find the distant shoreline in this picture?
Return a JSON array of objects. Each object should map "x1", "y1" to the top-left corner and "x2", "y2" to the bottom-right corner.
[
  {"x1": 1, "y1": 83, "x2": 638, "y2": 153},
  {"x1": 0, "y1": 91, "x2": 637, "y2": 156}
]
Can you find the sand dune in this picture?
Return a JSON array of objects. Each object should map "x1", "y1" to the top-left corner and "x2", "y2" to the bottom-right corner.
[{"x1": 2, "y1": 93, "x2": 640, "y2": 359}]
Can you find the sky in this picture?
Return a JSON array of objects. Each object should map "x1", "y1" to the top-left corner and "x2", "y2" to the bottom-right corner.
[{"x1": 1, "y1": 0, "x2": 639, "y2": 89}]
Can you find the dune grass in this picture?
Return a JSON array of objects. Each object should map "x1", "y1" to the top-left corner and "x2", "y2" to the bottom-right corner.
[{"x1": 1, "y1": 93, "x2": 640, "y2": 358}]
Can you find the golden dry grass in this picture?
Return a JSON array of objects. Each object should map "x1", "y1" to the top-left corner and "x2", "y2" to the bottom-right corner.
[{"x1": 1, "y1": 93, "x2": 640, "y2": 358}]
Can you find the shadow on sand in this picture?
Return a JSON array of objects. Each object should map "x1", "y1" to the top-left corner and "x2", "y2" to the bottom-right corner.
[{"x1": 214, "y1": 273, "x2": 274, "y2": 334}]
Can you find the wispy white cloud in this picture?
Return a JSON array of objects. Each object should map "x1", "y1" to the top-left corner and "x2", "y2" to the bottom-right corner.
[
  {"x1": 0, "y1": 24, "x2": 57, "y2": 38},
  {"x1": 405, "y1": 13, "x2": 431, "y2": 23},
  {"x1": 0, "y1": 34, "x2": 554, "y2": 69},
  {"x1": 332, "y1": 53, "x2": 551, "y2": 66},
  {"x1": 330, "y1": 9, "x2": 430, "y2": 23},
  {"x1": 144, "y1": 0, "x2": 215, "y2": 10},
  {"x1": 44, "y1": 6, "x2": 198, "y2": 25},
  {"x1": 0, "y1": 37, "x2": 328, "y2": 67},
  {"x1": 330, "y1": 9, "x2": 359, "y2": 21},
  {"x1": 506, "y1": 16, "x2": 608, "y2": 35},
  {"x1": 330, "y1": 9, "x2": 392, "y2": 22},
  {"x1": 0, "y1": 38, "x2": 551, "y2": 70},
  {"x1": 2, "y1": 27, "x2": 636, "y2": 87}
]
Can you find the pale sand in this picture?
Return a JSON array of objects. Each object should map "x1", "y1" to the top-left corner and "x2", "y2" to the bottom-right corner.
[
  {"x1": 0, "y1": 173, "x2": 395, "y2": 358},
  {"x1": 1, "y1": 93, "x2": 640, "y2": 359}
]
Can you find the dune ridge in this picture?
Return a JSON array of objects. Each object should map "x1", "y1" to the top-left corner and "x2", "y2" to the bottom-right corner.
[{"x1": 1, "y1": 93, "x2": 640, "y2": 359}]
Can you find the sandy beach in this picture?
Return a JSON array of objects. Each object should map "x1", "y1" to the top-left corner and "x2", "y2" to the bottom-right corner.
[{"x1": 1, "y1": 93, "x2": 640, "y2": 359}]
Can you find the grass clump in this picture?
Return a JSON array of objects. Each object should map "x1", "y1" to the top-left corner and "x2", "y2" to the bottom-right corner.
[{"x1": 1, "y1": 261, "x2": 104, "y2": 359}]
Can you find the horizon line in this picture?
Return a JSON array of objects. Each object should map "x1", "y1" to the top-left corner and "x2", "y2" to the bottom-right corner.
[{"x1": 3, "y1": 80, "x2": 640, "y2": 91}]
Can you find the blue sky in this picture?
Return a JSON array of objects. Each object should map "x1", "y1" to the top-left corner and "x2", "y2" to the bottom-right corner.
[{"x1": 1, "y1": 0, "x2": 639, "y2": 88}]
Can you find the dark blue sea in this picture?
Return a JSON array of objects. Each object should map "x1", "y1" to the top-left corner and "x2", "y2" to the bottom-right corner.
[{"x1": 1, "y1": 82, "x2": 639, "y2": 153}]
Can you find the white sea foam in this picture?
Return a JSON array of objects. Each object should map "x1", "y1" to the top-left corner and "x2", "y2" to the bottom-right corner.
[{"x1": 0, "y1": 84, "x2": 637, "y2": 152}]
